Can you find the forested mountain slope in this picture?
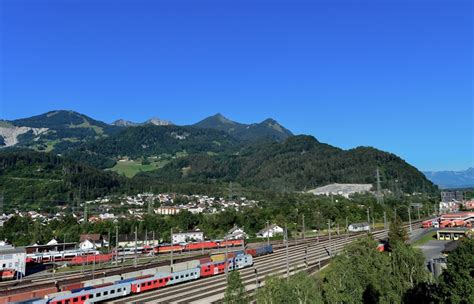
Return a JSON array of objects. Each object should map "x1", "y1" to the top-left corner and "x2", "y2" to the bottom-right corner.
[{"x1": 142, "y1": 136, "x2": 437, "y2": 193}]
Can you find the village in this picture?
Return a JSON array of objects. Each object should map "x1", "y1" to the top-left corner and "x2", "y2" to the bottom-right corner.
[{"x1": 0, "y1": 192, "x2": 259, "y2": 226}]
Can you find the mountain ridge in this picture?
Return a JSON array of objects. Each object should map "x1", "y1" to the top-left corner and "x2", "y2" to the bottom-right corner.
[
  {"x1": 0, "y1": 110, "x2": 438, "y2": 195},
  {"x1": 112, "y1": 117, "x2": 173, "y2": 127},
  {"x1": 423, "y1": 167, "x2": 474, "y2": 189},
  {"x1": 193, "y1": 113, "x2": 293, "y2": 142}
]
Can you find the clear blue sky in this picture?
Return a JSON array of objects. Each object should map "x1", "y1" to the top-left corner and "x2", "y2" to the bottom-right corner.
[{"x1": 1, "y1": 0, "x2": 472, "y2": 171}]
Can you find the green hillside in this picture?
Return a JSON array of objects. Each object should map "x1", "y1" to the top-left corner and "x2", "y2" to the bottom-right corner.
[
  {"x1": 11, "y1": 110, "x2": 120, "y2": 151},
  {"x1": 141, "y1": 136, "x2": 438, "y2": 193},
  {"x1": 0, "y1": 149, "x2": 126, "y2": 209},
  {"x1": 81, "y1": 124, "x2": 241, "y2": 160}
]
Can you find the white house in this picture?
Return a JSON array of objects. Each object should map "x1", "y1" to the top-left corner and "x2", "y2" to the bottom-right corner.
[
  {"x1": 348, "y1": 222, "x2": 370, "y2": 232},
  {"x1": 225, "y1": 226, "x2": 247, "y2": 240},
  {"x1": 186, "y1": 207, "x2": 205, "y2": 214},
  {"x1": 46, "y1": 238, "x2": 58, "y2": 246},
  {"x1": 256, "y1": 224, "x2": 284, "y2": 238},
  {"x1": 172, "y1": 231, "x2": 204, "y2": 244},
  {"x1": 79, "y1": 234, "x2": 108, "y2": 250}
]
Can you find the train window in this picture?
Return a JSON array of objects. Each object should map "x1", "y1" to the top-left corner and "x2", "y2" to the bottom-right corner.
[
  {"x1": 147, "y1": 282, "x2": 152, "y2": 286},
  {"x1": 186, "y1": 273, "x2": 189, "y2": 277},
  {"x1": 73, "y1": 298, "x2": 78, "y2": 303},
  {"x1": 159, "y1": 279, "x2": 163, "y2": 283},
  {"x1": 117, "y1": 288, "x2": 121, "y2": 292},
  {"x1": 90, "y1": 295, "x2": 94, "y2": 299},
  {"x1": 81, "y1": 296, "x2": 86, "y2": 300},
  {"x1": 175, "y1": 276, "x2": 179, "y2": 280},
  {"x1": 104, "y1": 291, "x2": 108, "y2": 296},
  {"x1": 111, "y1": 290, "x2": 115, "y2": 294},
  {"x1": 141, "y1": 283, "x2": 145, "y2": 287},
  {"x1": 180, "y1": 275, "x2": 184, "y2": 278},
  {"x1": 96, "y1": 293, "x2": 101, "y2": 297}
]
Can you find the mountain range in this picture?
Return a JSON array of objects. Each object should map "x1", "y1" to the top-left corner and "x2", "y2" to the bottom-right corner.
[
  {"x1": 0, "y1": 110, "x2": 438, "y2": 198},
  {"x1": 423, "y1": 168, "x2": 474, "y2": 189},
  {"x1": 112, "y1": 117, "x2": 173, "y2": 127},
  {"x1": 0, "y1": 110, "x2": 291, "y2": 150}
]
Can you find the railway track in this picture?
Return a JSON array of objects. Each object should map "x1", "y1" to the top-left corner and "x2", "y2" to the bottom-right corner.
[
  {"x1": 0, "y1": 221, "x2": 421, "y2": 302},
  {"x1": 0, "y1": 228, "x2": 369, "y2": 291},
  {"x1": 107, "y1": 224, "x2": 421, "y2": 304}
]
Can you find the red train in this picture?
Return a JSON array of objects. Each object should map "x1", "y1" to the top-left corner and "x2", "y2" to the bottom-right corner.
[
  {"x1": 154, "y1": 239, "x2": 243, "y2": 254},
  {"x1": 69, "y1": 253, "x2": 114, "y2": 265}
]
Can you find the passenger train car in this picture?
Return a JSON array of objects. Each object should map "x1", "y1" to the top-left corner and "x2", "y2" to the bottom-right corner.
[{"x1": 1, "y1": 248, "x2": 264, "y2": 304}]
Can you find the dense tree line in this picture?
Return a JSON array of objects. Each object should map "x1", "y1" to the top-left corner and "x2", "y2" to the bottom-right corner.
[{"x1": 0, "y1": 149, "x2": 126, "y2": 209}]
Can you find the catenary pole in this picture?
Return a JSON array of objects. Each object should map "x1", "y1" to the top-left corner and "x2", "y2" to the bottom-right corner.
[
  {"x1": 285, "y1": 224, "x2": 289, "y2": 280},
  {"x1": 408, "y1": 206, "x2": 413, "y2": 234}
]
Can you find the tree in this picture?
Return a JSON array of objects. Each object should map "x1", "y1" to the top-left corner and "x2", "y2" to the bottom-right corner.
[
  {"x1": 322, "y1": 237, "x2": 394, "y2": 303},
  {"x1": 224, "y1": 271, "x2": 247, "y2": 304},
  {"x1": 389, "y1": 241, "x2": 430, "y2": 300},
  {"x1": 256, "y1": 273, "x2": 323, "y2": 304},
  {"x1": 387, "y1": 216, "x2": 408, "y2": 250},
  {"x1": 436, "y1": 238, "x2": 474, "y2": 304}
]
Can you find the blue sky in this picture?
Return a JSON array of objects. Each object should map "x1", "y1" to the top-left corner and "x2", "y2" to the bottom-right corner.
[{"x1": 1, "y1": 0, "x2": 472, "y2": 171}]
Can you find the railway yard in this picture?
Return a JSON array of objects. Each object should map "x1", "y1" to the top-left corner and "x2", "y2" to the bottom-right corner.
[
  {"x1": 107, "y1": 224, "x2": 421, "y2": 304},
  {"x1": 0, "y1": 221, "x2": 421, "y2": 303}
]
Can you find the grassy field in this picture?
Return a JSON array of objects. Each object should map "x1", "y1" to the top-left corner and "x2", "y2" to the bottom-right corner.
[
  {"x1": 109, "y1": 159, "x2": 169, "y2": 177},
  {"x1": 412, "y1": 230, "x2": 437, "y2": 247}
]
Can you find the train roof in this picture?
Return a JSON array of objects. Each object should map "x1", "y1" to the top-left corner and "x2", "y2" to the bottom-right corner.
[
  {"x1": 131, "y1": 272, "x2": 171, "y2": 284},
  {"x1": 50, "y1": 282, "x2": 130, "y2": 301}
]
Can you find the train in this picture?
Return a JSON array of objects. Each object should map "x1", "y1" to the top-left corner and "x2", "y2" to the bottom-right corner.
[
  {"x1": 0, "y1": 245, "x2": 272, "y2": 304},
  {"x1": 26, "y1": 250, "x2": 101, "y2": 264},
  {"x1": 26, "y1": 239, "x2": 245, "y2": 266}
]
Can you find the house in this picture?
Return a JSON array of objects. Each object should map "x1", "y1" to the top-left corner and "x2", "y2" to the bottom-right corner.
[
  {"x1": 172, "y1": 231, "x2": 204, "y2": 244},
  {"x1": 187, "y1": 207, "x2": 204, "y2": 214},
  {"x1": 117, "y1": 233, "x2": 157, "y2": 248},
  {"x1": 348, "y1": 222, "x2": 370, "y2": 232},
  {"x1": 79, "y1": 234, "x2": 108, "y2": 250},
  {"x1": 46, "y1": 238, "x2": 58, "y2": 246},
  {"x1": 225, "y1": 226, "x2": 247, "y2": 240},
  {"x1": 155, "y1": 206, "x2": 181, "y2": 215},
  {"x1": 256, "y1": 224, "x2": 284, "y2": 238}
]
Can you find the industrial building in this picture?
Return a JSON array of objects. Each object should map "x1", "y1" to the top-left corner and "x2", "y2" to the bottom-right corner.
[
  {"x1": 436, "y1": 227, "x2": 471, "y2": 241},
  {"x1": 0, "y1": 245, "x2": 26, "y2": 279}
]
